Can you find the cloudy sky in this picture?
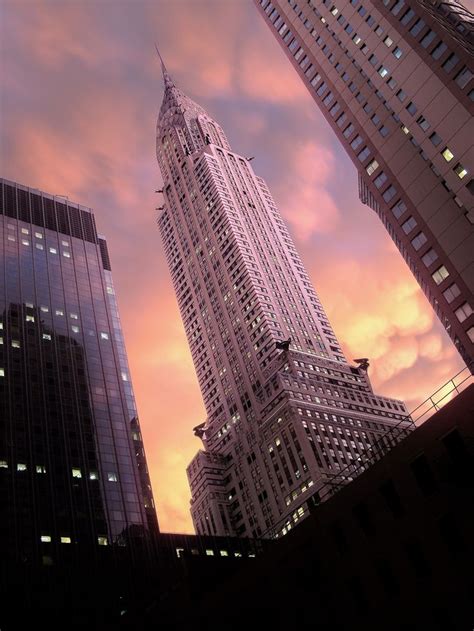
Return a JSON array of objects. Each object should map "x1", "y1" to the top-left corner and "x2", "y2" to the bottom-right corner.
[{"x1": 1, "y1": 0, "x2": 466, "y2": 533}]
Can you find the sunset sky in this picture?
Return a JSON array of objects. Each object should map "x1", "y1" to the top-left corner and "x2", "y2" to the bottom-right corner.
[{"x1": 1, "y1": 0, "x2": 467, "y2": 533}]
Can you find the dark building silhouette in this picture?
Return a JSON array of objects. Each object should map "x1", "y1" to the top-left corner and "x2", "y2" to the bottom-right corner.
[{"x1": 0, "y1": 178, "x2": 158, "y2": 564}]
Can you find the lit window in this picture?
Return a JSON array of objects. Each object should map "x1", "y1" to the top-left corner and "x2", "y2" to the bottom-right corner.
[
  {"x1": 401, "y1": 125, "x2": 410, "y2": 134},
  {"x1": 443, "y1": 283, "x2": 460, "y2": 304},
  {"x1": 107, "y1": 472, "x2": 118, "y2": 482},
  {"x1": 205, "y1": 549, "x2": 215, "y2": 556},
  {"x1": 21, "y1": 228, "x2": 29, "y2": 235},
  {"x1": 41, "y1": 535, "x2": 52, "y2": 543},
  {"x1": 100, "y1": 332, "x2": 109, "y2": 340},
  {"x1": 42, "y1": 333, "x2": 52, "y2": 341},
  {"x1": 220, "y1": 550, "x2": 229, "y2": 557},
  {"x1": 7, "y1": 235, "x2": 15, "y2": 242},
  {"x1": 35, "y1": 232, "x2": 43, "y2": 239},
  {"x1": 0, "y1": 460, "x2": 8, "y2": 468},
  {"x1": 70, "y1": 313, "x2": 78, "y2": 320},
  {"x1": 383, "y1": 36, "x2": 393, "y2": 47},
  {"x1": 49, "y1": 247, "x2": 57, "y2": 254},
  {"x1": 72, "y1": 468, "x2": 82, "y2": 478},
  {"x1": 17, "y1": 463, "x2": 27, "y2": 471},
  {"x1": 366, "y1": 160, "x2": 379, "y2": 175},
  {"x1": 12, "y1": 340, "x2": 20, "y2": 348},
  {"x1": 98, "y1": 536, "x2": 108, "y2": 546},
  {"x1": 106, "y1": 286, "x2": 114, "y2": 295},
  {"x1": 455, "y1": 302, "x2": 473, "y2": 323},
  {"x1": 411, "y1": 232, "x2": 427, "y2": 251},
  {"x1": 36, "y1": 465, "x2": 47, "y2": 473},
  {"x1": 62, "y1": 240, "x2": 69, "y2": 247},
  {"x1": 454, "y1": 163, "x2": 467, "y2": 179},
  {"x1": 432, "y1": 265, "x2": 449, "y2": 285},
  {"x1": 22, "y1": 239, "x2": 30, "y2": 246},
  {"x1": 0, "y1": 338, "x2": 2, "y2": 345},
  {"x1": 55, "y1": 309, "x2": 64, "y2": 316},
  {"x1": 71, "y1": 326, "x2": 80, "y2": 333},
  {"x1": 422, "y1": 248, "x2": 438, "y2": 266},
  {"x1": 60, "y1": 537, "x2": 71, "y2": 544},
  {"x1": 1, "y1": 368, "x2": 6, "y2": 378},
  {"x1": 442, "y1": 147, "x2": 454, "y2": 162},
  {"x1": 40, "y1": 306, "x2": 49, "y2": 313},
  {"x1": 63, "y1": 251, "x2": 71, "y2": 258},
  {"x1": 392, "y1": 46, "x2": 403, "y2": 59},
  {"x1": 378, "y1": 66, "x2": 389, "y2": 78},
  {"x1": 26, "y1": 315, "x2": 34, "y2": 323},
  {"x1": 121, "y1": 372, "x2": 128, "y2": 382},
  {"x1": 89, "y1": 471, "x2": 99, "y2": 480},
  {"x1": 36, "y1": 243, "x2": 44, "y2": 250}
]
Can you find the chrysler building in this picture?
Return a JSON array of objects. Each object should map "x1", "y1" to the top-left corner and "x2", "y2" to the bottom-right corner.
[{"x1": 155, "y1": 55, "x2": 412, "y2": 538}]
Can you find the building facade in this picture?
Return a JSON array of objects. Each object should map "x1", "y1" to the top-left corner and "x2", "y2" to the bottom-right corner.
[
  {"x1": 255, "y1": 0, "x2": 474, "y2": 370},
  {"x1": 0, "y1": 178, "x2": 158, "y2": 562},
  {"x1": 155, "y1": 63, "x2": 412, "y2": 538}
]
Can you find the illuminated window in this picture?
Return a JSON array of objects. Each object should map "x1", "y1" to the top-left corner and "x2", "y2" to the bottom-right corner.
[
  {"x1": 17, "y1": 463, "x2": 27, "y2": 471},
  {"x1": 454, "y1": 163, "x2": 467, "y2": 179},
  {"x1": 35, "y1": 232, "x2": 43, "y2": 239},
  {"x1": 98, "y1": 536, "x2": 108, "y2": 546},
  {"x1": 393, "y1": 46, "x2": 403, "y2": 59},
  {"x1": 26, "y1": 315, "x2": 34, "y2": 323},
  {"x1": 0, "y1": 460, "x2": 8, "y2": 468},
  {"x1": 432, "y1": 265, "x2": 449, "y2": 285},
  {"x1": 36, "y1": 243, "x2": 44, "y2": 250},
  {"x1": 0, "y1": 369, "x2": 5, "y2": 377},
  {"x1": 71, "y1": 326, "x2": 80, "y2": 333},
  {"x1": 41, "y1": 535, "x2": 52, "y2": 543},
  {"x1": 220, "y1": 550, "x2": 229, "y2": 557},
  {"x1": 100, "y1": 332, "x2": 109, "y2": 340},
  {"x1": 22, "y1": 239, "x2": 30, "y2": 246},
  {"x1": 55, "y1": 309, "x2": 64, "y2": 316},
  {"x1": 442, "y1": 147, "x2": 454, "y2": 162},
  {"x1": 63, "y1": 251, "x2": 71, "y2": 258},
  {"x1": 36, "y1": 465, "x2": 47, "y2": 473},
  {"x1": 12, "y1": 340, "x2": 20, "y2": 348},
  {"x1": 383, "y1": 36, "x2": 393, "y2": 47},
  {"x1": 60, "y1": 537, "x2": 71, "y2": 544},
  {"x1": 89, "y1": 471, "x2": 99, "y2": 480},
  {"x1": 106, "y1": 286, "x2": 114, "y2": 295},
  {"x1": 107, "y1": 472, "x2": 118, "y2": 482},
  {"x1": 205, "y1": 549, "x2": 215, "y2": 556},
  {"x1": 40, "y1": 305, "x2": 49, "y2": 313},
  {"x1": 7, "y1": 235, "x2": 15, "y2": 242},
  {"x1": 72, "y1": 468, "x2": 82, "y2": 478},
  {"x1": 42, "y1": 333, "x2": 52, "y2": 341},
  {"x1": 455, "y1": 302, "x2": 473, "y2": 323},
  {"x1": 49, "y1": 247, "x2": 57, "y2": 254},
  {"x1": 21, "y1": 228, "x2": 29, "y2": 235}
]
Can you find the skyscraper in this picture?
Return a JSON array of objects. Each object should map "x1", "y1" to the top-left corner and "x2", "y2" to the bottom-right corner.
[
  {"x1": 155, "y1": 59, "x2": 412, "y2": 538},
  {"x1": 255, "y1": 0, "x2": 474, "y2": 370},
  {"x1": 0, "y1": 178, "x2": 158, "y2": 561}
]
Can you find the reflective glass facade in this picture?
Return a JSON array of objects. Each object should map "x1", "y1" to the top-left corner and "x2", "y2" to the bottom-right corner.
[{"x1": 0, "y1": 178, "x2": 158, "y2": 562}]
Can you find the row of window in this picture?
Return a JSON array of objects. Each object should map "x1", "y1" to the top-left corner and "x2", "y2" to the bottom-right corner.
[{"x1": 0, "y1": 460, "x2": 119, "y2": 482}]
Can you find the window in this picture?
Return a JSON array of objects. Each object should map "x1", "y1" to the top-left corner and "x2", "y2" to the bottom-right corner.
[
  {"x1": 432, "y1": 265, "x2": 449, "y2": 285},
  {"x1": 49, "y1": 247, "x2": 57, "y2": 254},
  {"x1": 420, "y1": 29, "x2": 436, "y2": 49},
  {"x1": 443, "y1": 283, "x2": 460, "y2": 304},
  {"x1": 0, "y1": 460, "x2": 8, "y2": 468},
  {"x1": 36, "y1": 465, "x2": 46, "y2": 473},
  {"x1": 107, "y1": 472, "x2": 118, "y2": 482},
  {"x1": 374, "y1": 172, "x2": 387, "y2": 188},
  {"x1": 387, "y1": 77, "x2": 397, "y2": 90},
  {"x1": 41, "y1": 536, "x2": 52, "y2": 543},
  {"x1": 422, "y1": 248, "x2": 438, "y2": 266},
  {"x1": 26, "y1": 315, "x2": 34, "y2": 323},
  {"x1": 72, "y1": 468, "x2": 82, "y2": 478},
  {"x1": 343, "y1": 123, "x2": 354, "y2": 138},
  {"x1": 429, "y1": 132, "x2": 442, "y2": 146},
  {"x1": 379, "y1": 126, "x2": 389, "y2": 137},
  {"x1": 468, "y1": 327, "x2": 474, "y2": 342},
  {"x1": 379, "y1": 480, "x2": 405, "y2": 518},
  {"x1": 406, "y1": 101, "x2": 417, "y2": 115},
  {"x1": 42, "y1": 333, "x2": 51, "y2": 341},
  {"x1": 410, "y1": 18, "x2": 425, "y2": 37},
  {"x1": 35, "y1": 243, "x2": 44, "y2": 250},
  {"x1": 384, "y1": 36, "x2": 393, "y2": 47},
  {"x1": 383, "y1": 185, "x2": 397, "y2": 202},
  {"x1": 411, "y1": 454, "x2": 437, "y2": 495},
  {"x1": 366, "y1": 159, "x2": 379, "y2": 175},
  {"x1": 330, "y1": 102, "x2": 341, "y2": 117},
  {"x1": 442, "y1": 147, "x2": 454, "y2": 162},
  {"x1": 55, "y1": 309, "x2": 64, "y2": 316},
  {"x1": 455, "y1": 302, "x2": 473, "y2": 323},
  {"x1": 71, "y1": 326, "x2": 80, "y2": 334},
  {"x1": 454, "y1": 163, "x2": 467, "y2": 179},
  {"x1": 98, "y1": 537, "x2": 108, "y2": 546},
  {"x1": 442, "y1": 52, "x2": 459, "y2": 73},
  {"x1": 100, "y1": 332, "x2": 109, "y2": 340},
  {"x1": 416, "y1": 116, "x2": 430, "y2": 131},
  {"x1": 378, "y1": 65, "x2": 389, "y2": 78},
  {"x1": 374, "y1": 26, "x2": 384, "y2": 37},
  {"x1": 17, "y1": 463, "x2": 27, "y2": 471},
  {"x1": 455, "y1": 66, "x2": 473, "y2": 89},
  {"x1": 431, "y1": 41, "x2": 447, "y2": 60},
  {"x1": 396, "y1": 89, "x2": 406, "y2": 102},
  {"x1": 411, "y1": 232, "x2": 427, "y2": 251},
  {"x1": 402, "y1": 216, "x2": 417, "y2": 234},
  {"x1": 392, "y1": 46, "x2": 403, "y2": 59},
  {"x1": 0, "y1": 368, "x2": 4, "y2": 378},
  {"x1": 350, "y1": 135, "x2": 363, "y2": 150},
  {"x1": 358, "y1": 147, "x2": 371, "y2": 162},
  {"x1": 89, "y1": 471, "x2": 99, "y2": 480},
  {"x1": 400, "y1": 8, "x2": 415, "y2": 25},
  {"x1": 60, "y1": 537, "x2": 72, "y2": 544}
]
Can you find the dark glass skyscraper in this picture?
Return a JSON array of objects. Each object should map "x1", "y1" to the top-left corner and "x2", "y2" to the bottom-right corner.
[{"x1": 0, "y1": 178, "x2": 158, "y2": 562}]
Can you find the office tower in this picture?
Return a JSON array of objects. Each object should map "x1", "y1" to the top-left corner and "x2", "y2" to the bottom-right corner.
[
  {"x1": 155, "y1": 59, "x2": 412, "y2": 538},
  {"x1": 255, "y1": 0, "x2": 474, "y2": 370},
  {"x1": 0, "y1": 178, "x2": 158, "y2": 561}
]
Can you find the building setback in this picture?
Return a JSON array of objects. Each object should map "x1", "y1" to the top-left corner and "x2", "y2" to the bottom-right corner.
[
  {"x1": 255, "y1": 0, "x2": 474, "y2": 370},
  {"x1": 155, "y1": 59, "x2": 412, "y2": 538},
  {"x1": 0, "y1": 178, "x2": 158, "y2": 561}
]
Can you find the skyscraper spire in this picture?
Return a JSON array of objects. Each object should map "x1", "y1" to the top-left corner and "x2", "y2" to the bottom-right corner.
[{"x1": 154, "y1": 42, "x2": 174, "y2": 89}]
